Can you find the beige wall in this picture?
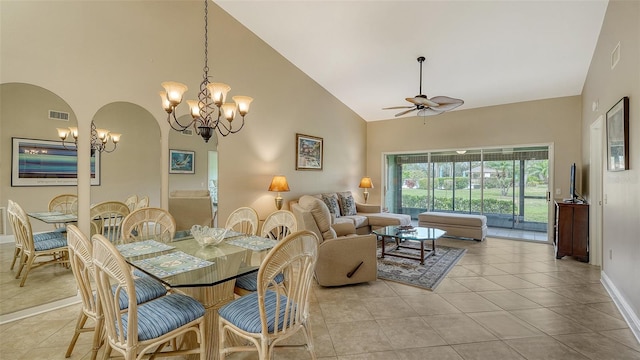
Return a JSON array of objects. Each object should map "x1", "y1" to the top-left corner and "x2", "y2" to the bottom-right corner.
[
  {"x1": 366, "y1": 96, "x2": 583, "y2": 206},
  {"x1": 0, "y1": 1, "x2": 367, "y2": 234},
  {"x1": 581, "y1": 0, "x2": 640, "y2": 324}
]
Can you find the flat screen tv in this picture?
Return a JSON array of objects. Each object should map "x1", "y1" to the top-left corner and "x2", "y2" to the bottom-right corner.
[{"x1": 569, "y1": 163, "x2": 577, "y2": 202}]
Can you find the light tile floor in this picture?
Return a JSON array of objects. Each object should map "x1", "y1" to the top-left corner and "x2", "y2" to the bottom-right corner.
[{"x1": 1, "y1": 237, "x2": 639, "y2": 359}]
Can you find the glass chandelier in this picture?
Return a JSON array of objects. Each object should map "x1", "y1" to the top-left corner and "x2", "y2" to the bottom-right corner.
[
  {"x1": 57, "y1": 121, "x2": 120, "y2": 154},
  {"x1": 159, "y1": 0, "x2": 253, "y2": 143}
]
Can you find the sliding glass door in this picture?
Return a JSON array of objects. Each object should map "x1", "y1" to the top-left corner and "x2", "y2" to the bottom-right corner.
[{"x1": 385, "y1": 146, "x2": 549, "y2": 235}]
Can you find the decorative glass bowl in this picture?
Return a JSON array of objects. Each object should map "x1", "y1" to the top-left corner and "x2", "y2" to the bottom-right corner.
[{"x1": 190, "y1": 225, "x2": 228, "y2": 247}]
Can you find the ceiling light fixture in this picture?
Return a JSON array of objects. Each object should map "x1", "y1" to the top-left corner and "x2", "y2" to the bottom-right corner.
[
  {"x1": 456, "y1": 150, "x2": 467, "y2": 154},
  {"x1": 57, "y1": 122, "x2": 120, "y2": 154},
  {"x1": 383, "y1": 56, "x2": 464, "y2": 117},
  {"x1": 159, "y1": 0, "x2": 253, "y2": 143}
]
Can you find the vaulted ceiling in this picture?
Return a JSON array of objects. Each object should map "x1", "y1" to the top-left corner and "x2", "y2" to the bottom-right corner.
[{"x1": 216, "y1": 1, "x2": 608, "y2": 122}]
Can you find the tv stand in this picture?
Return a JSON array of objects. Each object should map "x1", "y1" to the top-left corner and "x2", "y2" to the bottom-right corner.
[{"x1": 554, "y1": 200, "x2": 589, "y2": 262}]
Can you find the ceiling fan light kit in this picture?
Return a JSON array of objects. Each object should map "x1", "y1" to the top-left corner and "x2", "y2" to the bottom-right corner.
[{"x1": 383, "y1": 56, "x2": 464, "y2": 118}]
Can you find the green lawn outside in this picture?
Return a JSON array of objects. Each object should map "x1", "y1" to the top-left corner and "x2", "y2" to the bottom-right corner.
[{"x1": 401, "y1": 185, "x2": 549, "y2": 222}]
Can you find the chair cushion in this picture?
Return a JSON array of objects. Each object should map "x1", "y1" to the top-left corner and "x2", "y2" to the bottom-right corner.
[
  {"x1": 341, "y1": 215, "x2": 369, "y2": 229},
  {"x1": 113, "y1": 277, "x2": 168, "y2": 310},
  {"x1": 33, "y1": 231, "x2": 66, "y2": 242},
  {"x1": 235, "y1": 272, "x2": 285, "y2": 292},
  {"x1": 337, "y1": 192, "x2": 357, "y2": 216},
  {"x1": 219, "y1": 290, "x2": 293, "y2": 333},
  {"x1": 33, "y1": 232, "x2": 67, "y2": 251},
  {"x1": 121, "y1": 293, "x2": 204, "y2": 341}
]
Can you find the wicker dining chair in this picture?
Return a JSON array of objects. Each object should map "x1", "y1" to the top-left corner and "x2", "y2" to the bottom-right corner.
[
  {"x1": 48, "y1": 193, "x2": 78, "y2": 230},
  {"x1": 234, "y1": 210, "x2": 298, "y2": 295},
  {"x1": 225, "y1": 207, "x2": 259, "y2": 235},
  {"x1": 92, "y1": 234, "x2": 206, "y2": 360},
  {"x1": 124, "y1": 194, "x2": 138, "y2": 213},
  {"x1": 135, "y1": 196, "x2": 149, "y2": 210},
  {"x1": 120, "y1": 207, "x2": 176, "y2": 244},
  {"x1": 218, "y1": 230, "x2": 319, "y2": 360},
  {"x1": 89, "y1": 201, "x2": 130, "y2": 243},
  {"x1": 7, "y1": 200, "x2": 68, "y2": 287},
  {"x1": 65, "y1": 225, "x2": 168, "y2": 360}
]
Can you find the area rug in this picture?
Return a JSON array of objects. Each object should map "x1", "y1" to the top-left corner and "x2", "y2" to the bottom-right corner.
[{"x1": 377, "y1": 244, "x2": 466, "y2": 291}]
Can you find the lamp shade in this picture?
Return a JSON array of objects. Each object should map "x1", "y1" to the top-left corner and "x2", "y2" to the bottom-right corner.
[
  {"x1": 268, "y1": 176, "x2": 290, "y2": 192},
  {"x1": 359, "y1": 177, "x2": 373, "y2": 189}
]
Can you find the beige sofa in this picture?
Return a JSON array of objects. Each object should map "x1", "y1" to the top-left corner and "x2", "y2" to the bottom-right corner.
[
  {"x1": 291, "y1": 191, "x2": 411, "y2": 235},
  {"x1": 168, "y1": 190, "x2": 214, "y2": 231}
]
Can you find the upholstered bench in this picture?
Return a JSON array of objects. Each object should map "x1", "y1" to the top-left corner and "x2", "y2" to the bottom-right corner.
[{"x1": 418, "y1": 212, "x2": 487, "y2": 241}]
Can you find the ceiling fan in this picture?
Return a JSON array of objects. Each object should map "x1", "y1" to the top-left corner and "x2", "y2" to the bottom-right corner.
[{"x1": 383, "y1": 56, "x2": 464, "y2": 117}]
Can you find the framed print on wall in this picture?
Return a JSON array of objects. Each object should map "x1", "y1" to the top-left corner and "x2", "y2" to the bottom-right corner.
[
  {"x1": 296, "y1": 133, "x2": 323, "y2": 170},
  {"x1": 11, "y1": 137, "x2": 100, "y2": 186},
  {"x1": 606, "y1": 96, "x2": 629, "y2": 171},
  {"x1": 169, "y1": 149, "x2": 195, "y2": 174}
]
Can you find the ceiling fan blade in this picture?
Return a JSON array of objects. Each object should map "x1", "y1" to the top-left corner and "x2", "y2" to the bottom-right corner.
[
  {"x1": 382, "y1": 105, "x2": 414, "y2": 110},
  {"x1": 417, "y1": 108, "x2": 444, "y2": 116},
  {"x1": 395, "y1": 108, "x2": 418, "y2": 117},
  {"x1": 406, "y1": 96, "x2": 439, "y2": 107},
  {"x1": 429, "y1": 96, "x2": 464, "y2": 111}
]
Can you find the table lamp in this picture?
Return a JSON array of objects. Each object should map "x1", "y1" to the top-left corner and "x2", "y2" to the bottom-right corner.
[
  {"x1": 359, "y1": 177, "x2": 373, "y2": 203},
  {"x1": 268, "y1": 175, "x2": 290, "y2": 210}
]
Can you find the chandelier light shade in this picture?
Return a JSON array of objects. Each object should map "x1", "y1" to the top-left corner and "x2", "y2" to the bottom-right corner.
[
  {"x1": 359, "y1": 177, "x2": 374, "y2": 203},
  {"x1": 57, "y1": 121, "x2": 120, "y2": 154},
  {"x1": 160, "y1": 0, "x2": 253, "y2": 143},
  {"x1": 268, "y1": 175, "x2": 290, "y2": 210}
]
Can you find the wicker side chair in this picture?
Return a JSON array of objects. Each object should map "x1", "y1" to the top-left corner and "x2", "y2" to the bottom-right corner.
[
  {"x1": 92, "y1": 234, "x2": 206, "y2": 360},
  {"x1": 124, "y1": 194, "x2": 138, "y2": 213},
  {"x1": 120, "y1": 207, "x2": 176, "y2": 244},
  {"x1": 135, "y1": 196, "x2": 149, "y2": 210},
  {"x1": 7, "y1": 200, "x2": 68, "y2": 287},
  {"x1": 218, "y1": 230, "x2": 319, "y2": 360},
  {"x1": 48, "y1": 193, "x2": 78, "y2": 230},
  {"x1": 65, "y1": 225, "x2": 168, "y2": 360},
  {"x1": 260, "y1": 210, "x2": 298, "y2": 240},
  {"x1": 89, "y1": 201, "x2": 130, "y2": 243},
  {"x1": 234, "y1": 210, "x2": 298, "y2": 295},
  {"x1": 225, "y1": 207, "x2": 259, "y2": 235}
]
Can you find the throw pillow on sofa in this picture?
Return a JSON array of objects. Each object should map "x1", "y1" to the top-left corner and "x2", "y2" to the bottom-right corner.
[
  {"x1": 337, "y1": 191, "x2": 357, "y2": 216},
  {"x1": 321, "y1": 194, "x2": 341, "y2": 218}
]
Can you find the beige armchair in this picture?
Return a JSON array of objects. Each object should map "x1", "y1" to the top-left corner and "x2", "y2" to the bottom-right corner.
[
  {"x1": 291, "y1": 195, "x2": 377, "y2": 287},
  {"x1": 168, "y1": 190, "x2": 214, "y2": 231}
]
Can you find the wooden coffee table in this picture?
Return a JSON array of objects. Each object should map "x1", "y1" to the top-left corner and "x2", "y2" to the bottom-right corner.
[{"x1": 373, "y1": 226, "x2": 446, "y2": 265}]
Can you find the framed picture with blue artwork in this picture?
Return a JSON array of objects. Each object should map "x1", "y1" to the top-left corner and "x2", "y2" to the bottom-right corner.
[
  {"x1": 169, "y1": 149, "x2": 195, "y2": 174},
  {"x1": 11, "y1": 137, "x2": 100, "y2": 186}
]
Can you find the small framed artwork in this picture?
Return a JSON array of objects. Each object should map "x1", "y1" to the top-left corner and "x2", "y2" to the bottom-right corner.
[
  {"x1": 11, "y1": 137, "x2": 100, "y2": 186},
  {"x1": 169, "y1": 149, "x2": 195, "y2": 174},
  {"x1": 606, "y1": 96, "x2": 629, "y2": 171},
  {"x1": 296, "y1": 133, "x2": 323, "y2": 170}
]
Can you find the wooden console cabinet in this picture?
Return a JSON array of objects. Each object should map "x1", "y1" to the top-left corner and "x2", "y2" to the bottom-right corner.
[{"x1": 554, "y1": 200, "x2": 589, "y2": 262}]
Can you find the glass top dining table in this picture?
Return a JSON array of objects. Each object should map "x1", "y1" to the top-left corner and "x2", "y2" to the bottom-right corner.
[
  {"x1": 118, "y1": 230, "x2": 277, "y2": 288},
  {"x1": 28, "y1": 211, "x2": 78, "y2": 224}
]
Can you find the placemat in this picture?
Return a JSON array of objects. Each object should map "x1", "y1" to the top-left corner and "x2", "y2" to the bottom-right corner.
[
  {"x1": 116, "y1": 240, "x2": 175, "y2": 257},
  {"x1": 131, "y1": 251, "x2": 214, "y2": 277},
  {"x1": 227, "y1": 236, "x2": 278, "y2": 251}
]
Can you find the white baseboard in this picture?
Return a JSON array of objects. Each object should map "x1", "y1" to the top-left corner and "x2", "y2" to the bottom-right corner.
[
  {"x1": 0, "y1": 294, "x2": 81, "y2": 324},
  {"x1": 601, "y1": 271, "x2": 640, "y2": 344},
  {"x1": 0, "y1": 234, "x2": 15, "y2": 244}
]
